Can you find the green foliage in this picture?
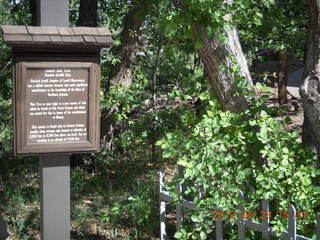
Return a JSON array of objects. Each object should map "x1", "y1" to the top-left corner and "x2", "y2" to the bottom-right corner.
[
  {"x1": 0, "y1": 0, "x2": 313, "y2": 239},
  {"x1": 100, "y1": 179, "x2": 158, "y2": 238},
  {"x1": 0, "y1": 157, "x2": 39, "y2": 239},
  {"x1": 160, "y1": 0, "x2": 275, "y2": 46},
  {"x1": 0, "y1": 3, "x2": 36, "y2": 238},
  {"x1": 239, "y1": 0, "x2": 307, "y2": 62},
  {"x1": 69, "y1": 165, "x2": 160, "y2": 239},
  {"x1": 0, "y1": 0, "x2": 31, "y2": 101},
  {"x1": 158, "y1": 89, "x2": 320, "y2": 239}
]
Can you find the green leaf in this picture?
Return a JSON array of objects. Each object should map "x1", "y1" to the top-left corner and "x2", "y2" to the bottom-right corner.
[
  {"x1": 191, "y1": 215, "x2": 200, "y2": 222},
  {"x1": 174, "y1": 231, "x2": 183, "y2": 239},
  {"x1": 200, "y1": 231, "x2": 207, "y2": 240}
]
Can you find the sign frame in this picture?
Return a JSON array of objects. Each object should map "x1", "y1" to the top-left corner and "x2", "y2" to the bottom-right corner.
[{"x1": 13, "y1": 55, "x2": 100, "y2": 155}]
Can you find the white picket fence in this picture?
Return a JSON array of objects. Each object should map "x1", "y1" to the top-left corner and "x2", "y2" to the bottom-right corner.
[{"x1": 159, "y1": 166, "x2": 320, "y2": 240}]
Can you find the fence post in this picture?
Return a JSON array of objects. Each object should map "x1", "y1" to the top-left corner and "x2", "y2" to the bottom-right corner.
[
  {"x1": 216, "y1": 219, "x2": 223, "y2": 240},
  {"x1": 238, "y1": 192, "x2": 246, "y2": 240},
  {"x1": 196, "y1": 184, "x2": 203, "y2": 199},
  {"x1": 288, "y1": 205, "x2": 296, "y2": 240},
  {"x1": 262, "y1": 200, "x2": 270, "y2": 239},
  {"x1": 160, "y1": 168, "x2": 167, "y2": 240},
  {"x1": 176, "y1": 165, "x2": 184, "y2": 231},
  {"x1": 159, "y1": 168, "x2": 318, "y2": 240}
]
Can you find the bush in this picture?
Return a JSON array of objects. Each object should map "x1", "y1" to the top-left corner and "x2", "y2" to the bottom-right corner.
[{"x1": 157, "y1": 91, "x2": 320, "y2": 239}]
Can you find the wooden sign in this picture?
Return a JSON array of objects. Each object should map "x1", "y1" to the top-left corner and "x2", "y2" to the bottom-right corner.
[
  {"x1": 14, "y1": 60, "x2": 100, "y2": 154},
  {"x1": 1, "y1": 25, "x2": 113, "y2": 155}
]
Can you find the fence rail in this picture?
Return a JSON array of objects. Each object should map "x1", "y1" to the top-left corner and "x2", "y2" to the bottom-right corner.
[{"x1": 159, "y1": 166, "x2": 320, "y2": 240}]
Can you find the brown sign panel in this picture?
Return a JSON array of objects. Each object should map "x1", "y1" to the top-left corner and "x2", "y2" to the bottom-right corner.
[{"x1": 14, "y1": 61, "x2": 100, "y2": 155}]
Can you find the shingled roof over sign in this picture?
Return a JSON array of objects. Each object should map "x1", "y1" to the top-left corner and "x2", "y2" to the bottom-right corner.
[{"x1": 0, "y1": 25, "x2": 113, "y2": 52}]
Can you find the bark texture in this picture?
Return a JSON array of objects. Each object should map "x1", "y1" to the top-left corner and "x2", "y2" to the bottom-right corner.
[
  {"x1": 300, "y1": 0, "x2": 320, "y2": 154},
  {"x1": 278, "y1": 49, "x2": 288, "y2": 105},
  {"x1": 176, "y1": 1, "x2": 253, "y2": 113},
  {"x1": 194, "y1": 26, "x2": 253, "y2": 113},
  {"x1": 108, "y1": 0, "x2": 148, "y2": 88},
  {"x1": 151, "y1": 36, "x2": 163, "y2": 103},
  {"x1": 101, "y1": 0, "x2": 149, "y2": 150},
  {"x1": 76, "y1": 0, "x2": 98, "y2": 27}
]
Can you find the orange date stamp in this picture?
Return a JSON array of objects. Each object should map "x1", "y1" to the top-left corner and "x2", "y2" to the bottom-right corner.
[{"x1": 211, "y1": 210, "x2": 308, "y2": 220}]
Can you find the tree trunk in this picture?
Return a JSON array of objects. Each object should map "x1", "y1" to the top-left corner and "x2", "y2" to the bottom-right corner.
[
  {"x1": 194, "y1": 26, "x2": 253, "y2": 113},
  {"x1": 151, "y1": 35, "x2": 163, "y2": 104},
  {"x1": 108, "y1": 0, "x2": 148, "y2": 88},
  {"x1": 300, "y1": 0, "x2": 320, "y2": 155},
  {"x1": 76, "y1": 0, "x2": 98, "y2": 27},
  {"x1": 176, "y1": 1, "x2": 253, "y2": 113},
  {"x1": 278, "y1": 49, "x2": 288, "y2": 105},
  {"x1": 101, "y1": 0, "x2": 149, "y2": 150},
  {"x1": 30, "y1": 0, "x2": 39, "y2": 26}
]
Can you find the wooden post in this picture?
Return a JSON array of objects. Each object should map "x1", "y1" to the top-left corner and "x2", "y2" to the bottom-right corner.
[
  {"x1": 40, "y1": 155, "x2": 70, "y2": 240},
  {"x1": 33, "y1": 0, "x2": 70, "y2": 239},
  {"x1": 37, "y1": 0, "x2": 68, "y2": 27}
]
